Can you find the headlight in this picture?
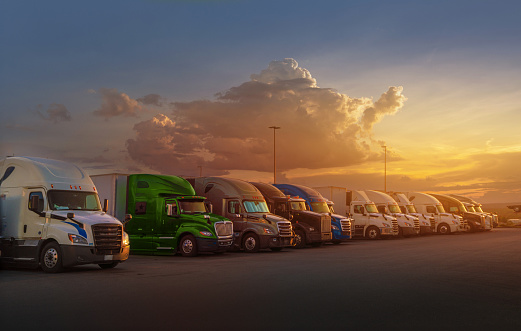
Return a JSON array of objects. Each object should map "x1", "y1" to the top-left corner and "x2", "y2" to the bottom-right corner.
[
  {"x1": 331, "y1": 225, "x2": 339, "y2": 230},
  {"x1": 68, "y1": 233, "x2": 88, "y2": 245},
  {"x1": 309, "y1": 227, "x2": 315, "y2": 232},
  {"x1": 382, "y1": 222, "x2": 390, "y2": 228},
  {"x1": 199, "y1": 231, "x2": 213, "y2": 237},
  {"x1": 474, "y1": 221, "x2": 481, "y2": 225},
  {"x1": 263, "y1": 228, "x2": 274, "y2": 234},
  {"x1": 422, "y1": 221, "x2": 429, "y2": 226},
  {"x1": 404, "y1": 222, "x2": 412, "y2": 227},
  {"x1": 122, "y1": 231, "x2": 130, "y2": 246}
]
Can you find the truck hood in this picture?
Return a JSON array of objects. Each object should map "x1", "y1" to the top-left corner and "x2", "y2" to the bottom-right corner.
[{"x1": 50, "y1": 210, "x2": 122, "y2": 226}]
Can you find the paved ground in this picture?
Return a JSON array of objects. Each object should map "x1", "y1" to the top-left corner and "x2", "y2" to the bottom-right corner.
[{"x1": 2, "y1": 228, "x2": 521, "y2": 330}]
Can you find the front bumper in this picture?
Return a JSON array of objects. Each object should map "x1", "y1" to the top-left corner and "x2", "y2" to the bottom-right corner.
[
  {"x1": 332, "y1": 230, "x2": 352, "y2": 241},
  {"x1": 380, "y1": 227, "x2": 394, "y2": 236},
  {"x1": 196, "y1": 237, "x2": 233, "y2": 253},
  {"x1": 259, "y1": 235, "x2": 293, "y2": 249},
  {"x1": 61, "y1": 244, "x2": 130, "y2": 268},
  {"x1": 401, "y1": 226, "x2": 417, "y2": 237},
  {"x1": 420, "y1": 226, "x2": 433, "y2": 235}
]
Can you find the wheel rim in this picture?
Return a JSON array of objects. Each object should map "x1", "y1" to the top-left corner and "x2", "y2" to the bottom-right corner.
[
  {"x1": 44, "y1": 248, "x2": 58, "y2": 269},
  {"x1": 294, "y1": 233, "x2": 302, "y2": 246},
  {"x1": 439, "y1": 225, "x2": 448, "y2": 234},
  {"x1": 368, "y1": 229, "x2": 378, "y2": 239},
  {"x1": 182, "y1": 239, "x2": 194, "y2": 254},
  {"x1": 244, "y1": 236, "x2": 256, "y2": 251}
]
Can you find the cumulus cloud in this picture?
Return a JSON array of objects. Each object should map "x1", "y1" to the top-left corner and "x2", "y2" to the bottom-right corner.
[
  {"x1": 37, "y1": 103, "x2": 72, "y2": 123},
  {"x1": 126, "y1": 58, "x2": 407, "y2": 175},
  {"x1": 93, "y1": 88, "x2": 144, "y2": 119},
  {"x1": 137, "y1": 93, "x2": 163, "y2": 107}
]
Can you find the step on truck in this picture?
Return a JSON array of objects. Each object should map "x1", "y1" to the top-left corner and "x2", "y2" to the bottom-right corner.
[
  {"x1": 0, "y1": 157, "x2": 130, "y2": 272},
  {"x1": 403, "y1": 192, "x2": 465, "y2": 234},
  {"x1": 364, "y1": 190, "x2": 420, "y2": 237},
  {"x1": 429, "y1": 193, "x2": 486, "y2": 232},
  {"x1": 91, "y1": 174, "x2": 233, "y2": 257},
  {"x1": 448, "y1": 194, "x2": 495, "y2": 230},
  {"x1": 251, "y1": 182, "x2": 336, "y2": 247},
  {"x1": 187, "y1": 177, "x2": 293, "y2": 252},
  {"x1": 389, "y1": 192, "x2": 434, "y2": 235}
]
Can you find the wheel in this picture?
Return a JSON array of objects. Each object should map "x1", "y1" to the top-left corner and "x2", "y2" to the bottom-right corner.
[
  {"x1": 40, "y1": 242, "x2": 64, "y2": 273},
  {"x1": 99, "y1": 262, "x2": 119, "y2": 269},
  {"x1": 270, "y1": 247, "x2": 283, "y2": 252},
  {"x1": 242, "y1": 233, "x2": 260, "y2": 253},
  {"x1": 293, "y1": 229, "x2": 306, "y2": 248},
  {"x1": 179, "y1": 235, "x2": 198, "y2": 257},
  {"x1": 365, "y1": 226, "x2": 380, "y2": 240},
  {"x1": 438, "y1": 223, "x2": 451, "y2": 235}
]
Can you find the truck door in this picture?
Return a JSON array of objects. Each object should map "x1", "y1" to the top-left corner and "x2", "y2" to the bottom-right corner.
[
  {"x1": 352, "y1": 204, "x2": 365, "y2": 236},
  {"x1": 274, "y1": 201, "x2": 290, "y2": 220},
  {"x1": 25, "y1": 189, "x2": 46, "y2": 239},
  {"x1": 225, "y1": 199, "x2": 246, "y2": 234},
  {"x1": 157, "y1": 199, "x2": 181, "y2": 251}
]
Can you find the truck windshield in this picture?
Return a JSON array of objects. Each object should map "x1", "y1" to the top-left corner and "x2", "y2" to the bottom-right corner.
[
  {"x1": 179, "y1": 199, "x2": 207, "y2": 214},
  {"x1": 406, "y1": 205, "x2": 417, "y2": 213},
  {"x1": 474, "y1": 205, "x2": 484, "y2": 212},
  {"x1": 436, "y1": 205, "x2": 445, "y2": 213},
  {"x1": 388, "y1": 204, "x2": 401, "y2": 213},
  {"x1": 365, "y1": 203, "x2": 378, "y2": 213},
  {"x1": 310, "y1": 202, "x2": 330, "y2": 213},
  {"x1": 466, "y1": 205, "x2": 476, "y2": 212},
  {"x1": 289, "y1": 201, "x2": 307, "y2": 211},
  {"x1": 243, "y1": 200, "x2": 270, "y2": 213},
  {"x1": 48, "y1": 190, "x2": 101, "y2": 211}
]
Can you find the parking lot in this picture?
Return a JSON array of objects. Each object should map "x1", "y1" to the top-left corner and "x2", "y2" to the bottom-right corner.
[{"x1": 2, "y1": 228, "x2": 521, "y2": 330}]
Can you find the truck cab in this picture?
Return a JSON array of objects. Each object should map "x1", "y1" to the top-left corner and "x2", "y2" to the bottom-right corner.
[
  {"x1": 448, "y1": 194, "x2": 494, "y2": 230},
  {"x1": 390, "y1": 192, "x2": 434, "y2": 235},
  {"x1": 188, "y1": 177, "x2": 293, "y2": 252},
  {"x1": 0, "y1": 157, "x2": 130, "y2": 272},
  {"x1": 365, "y1": 190, "x2": 420, "y2": 237},
  {"x1": 91, "y1": 174, "x2": 234, "y2": 257},
  {"x1": 346, "y1": 190, "x2": 397, "y2": 239},
  {"x1": 429, "y1": 193, "x2": 486, "y2": 232},
  {"x1": 252, "y1": 182, "x2": 337, "y2": 247},
  {"x1": 404, "y1": 192, "x2": 465, "y2": 234}
]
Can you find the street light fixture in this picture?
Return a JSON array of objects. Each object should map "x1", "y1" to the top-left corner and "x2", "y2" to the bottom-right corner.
[{"x1": 268, "y1": 126, "x2": 281, "y2": 183}]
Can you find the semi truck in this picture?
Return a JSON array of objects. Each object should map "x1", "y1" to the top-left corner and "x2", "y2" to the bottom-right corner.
[
  {"x1": 364, "y1": 190, "x2": 420, "y2": 237},
  {"x1": 187, "y1": 177, "x2": 293, "y2": 252},
  {"x1": 91, "y1": 174, "x2": 233, "y2": 257},
  {"x1": 448, "y1": 194, "x2": 496, "y2": 229},
  {"x1": 429, "y1": 193, "x2": 485, "y2": 232},
  {"x1": 389, "y1": 192, "x2": 434, "y2": 234},
  {"x1": 0, "y1": 157, "x2": 130, "y2": 272},
  {"x1": 403, "y1": 192, "x2": 465, "y2": 234},
  {"x1": 251, "y1": 182, "x2": 336, "y2": 247}
]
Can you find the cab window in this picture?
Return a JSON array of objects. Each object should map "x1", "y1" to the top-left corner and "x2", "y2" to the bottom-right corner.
[
  {"x1": 353, "y1": 205, "x2": 364, "y2": 214},
  {"x1": 426, "y1": 206, "x2": 437, "y2": 213},
  {"x1": 228, "y1": 200, "x2": 242, "y2": 214},
  {"x1": 166, "y1": 201, "x2": 178, "y2": 216},
  {"x1": 28, "y1": 192, "x2": 44, "y2": 213}
]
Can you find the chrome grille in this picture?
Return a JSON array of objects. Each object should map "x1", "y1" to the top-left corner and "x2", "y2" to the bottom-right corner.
[
  {"x1": 215, "y1": 221, "x2": 233, "y2": 237},
  {"x1": 92, "y1": 224, "x2": 122, "y2": 255},
  {"x1": 277, "y1": 221, "x2": 292, "y2": 237},
  {"x1": 340, "y1": 218, "x2": 351, "y2": 232},
  {"x1": 413, "y1": 218, "x2": 420, "y2": 231},
  {"x1": 322, "y1": 215, "x2": 332, "y2": 233},
  {"x1": 391, "y1": 219, "x2": 399, "y2": 235}
]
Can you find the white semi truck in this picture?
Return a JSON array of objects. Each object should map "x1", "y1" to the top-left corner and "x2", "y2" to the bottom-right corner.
[
  {"x1": 0, "y1": 157, "x2": 130, "y2": 272},
  {"x1": 314, "y1": 187, "x2": 397, "y2": 239},
  {"x1": 390, "y1": 192, "x2": 434, "y2": 234},
  {"x1": 364, "y1": 190, "x2": 420, "y2": 237},
  {"x1": 403, "y1": 192, "x2": 466, "y2": 234}
]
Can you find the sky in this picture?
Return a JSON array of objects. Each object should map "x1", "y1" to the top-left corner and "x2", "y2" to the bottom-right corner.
[{"x1": 1, "y1": 0, "x2": 521, "y2": 203}]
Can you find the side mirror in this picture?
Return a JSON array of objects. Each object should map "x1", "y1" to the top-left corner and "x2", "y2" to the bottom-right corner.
[
  {"x1": 124, "y1": 214, "x2": 132, "y2": 224},
  {"x1": 103, "y1": 199, "x2": 109, "y2": 213},
  {"x1": 67, "y1": 212, "x2": 75, "y2": 219}
]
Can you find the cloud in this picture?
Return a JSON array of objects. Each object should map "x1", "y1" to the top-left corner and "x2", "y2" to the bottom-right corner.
[
  {"x1": 137, "y1": 93, "x2": 163, "y2": 107},
  {"x1": 93, "y1": 88, "x2": 144, "y2": 119},
  {"x1": 127, "y1": 58, "x2": 407, "y2": 175},
  {"x1": 37, "y1": 103, "x2": 72, "y2": 123}
]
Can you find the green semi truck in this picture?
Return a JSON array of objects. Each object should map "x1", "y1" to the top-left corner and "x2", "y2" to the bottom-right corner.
[{"x1": 90, "y1": 174, "x2": 233, "y2": 257}]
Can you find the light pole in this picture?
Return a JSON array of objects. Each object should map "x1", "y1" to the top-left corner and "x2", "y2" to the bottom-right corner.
[
  {"x1": 382, "y1": 145, "x2": 387, "y2": 192},
  {"x1": 268, "y1": 126, "x2": 280, "y2": 183},
  {"x1": 197, "y1": 166, "x2": 202, "y2": 177}
]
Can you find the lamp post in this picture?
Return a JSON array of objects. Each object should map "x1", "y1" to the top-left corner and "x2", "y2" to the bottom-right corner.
[
  {"x1": 197, "y1": 166, "x2": 202, "y2": 177},
  {"x1": 268, "y1": 126, "x2": 280, "y2": 183},
  {"x1": 382, "y1": 145, "x2": 387, "y2": 192}
]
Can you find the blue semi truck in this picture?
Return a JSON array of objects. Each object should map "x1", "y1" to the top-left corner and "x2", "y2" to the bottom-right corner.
[{"x1": 273, "y1": 184, "x2": 352, "y2": 243}]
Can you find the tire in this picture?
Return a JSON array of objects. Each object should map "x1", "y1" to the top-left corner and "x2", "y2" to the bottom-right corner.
[
  {"x1": 40, "y1": 242, "x2": 64, "y2": 273},
  {"x1": 293, "y1": 229, "x2": 306, "y2": 248},
  {"x1": 438, "y1": 223, "x2": 451, "y2": 235},
  {"x1": 270, "y1": 247, "x2": 283, "y2": 252},
  {"x1": 242, "y1": 233, "x2": 260, "y2": 253},
  {"x1": 99, "y1": 262, "x2": 119, "y2": 269},
  {"x1": 365, "y1": 226, "x2": 380, "y2": 240},
  {"x1": 179, "y1": 235, "x2": 198, "y2": 257}
]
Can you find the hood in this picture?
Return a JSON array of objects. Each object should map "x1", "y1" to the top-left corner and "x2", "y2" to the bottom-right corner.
[{"x1": 51, "y1": 210, "x2": 122, "y2": 226}]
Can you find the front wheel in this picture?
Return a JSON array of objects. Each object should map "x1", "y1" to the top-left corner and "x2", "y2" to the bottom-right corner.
[
  {"x1": 179, "y1": 235, "x2": 198, "y2": 257},
  {"x1": 293, "y1": 229, "x2": 306, "y2": 248},
  {"x1": 366, "y1": 226, "x2": 380, "y2": 240},
  {"x1": 99, "y1": 262, "x2": 119, "y2": 269},
  {"x1": 242, "y1": 233, "x2": 260, "y2": 253},
  {"x1": 438, "y1": 223, "x2": 451, "y2": 235},
  {"x1": 40, "y1": 242, "x2": 64, "y2": 273}
]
